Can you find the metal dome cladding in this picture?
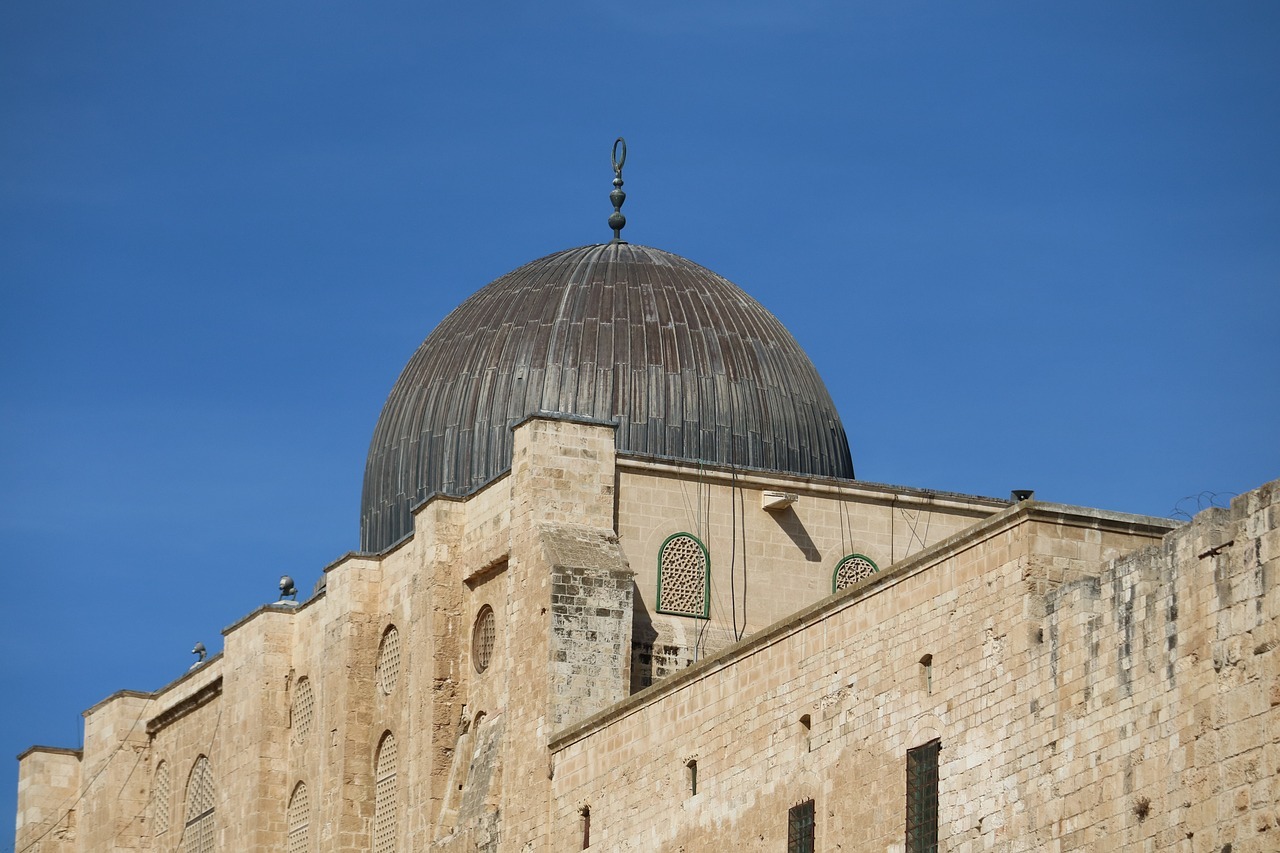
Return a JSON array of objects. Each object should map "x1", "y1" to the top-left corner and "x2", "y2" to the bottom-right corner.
[{"x1": 360, "y1": 242, "x2": 853, "y2": 552}]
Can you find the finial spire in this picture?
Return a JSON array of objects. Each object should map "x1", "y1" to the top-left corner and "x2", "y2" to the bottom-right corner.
[{"x1": 609, "y1": 137, "x2": 627, "y2": 243}]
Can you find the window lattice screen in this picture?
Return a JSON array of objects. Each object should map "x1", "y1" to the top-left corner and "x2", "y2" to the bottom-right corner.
[
  {"x1": 182, "y1": 756, "x2": 215, "y2": 853},
  {"x1": 658, "y1": 534, "x2": 709, "y2": 617},
  {"x1": 375, "y1": 626, "x2": 401, "y2": 695},
  {"x1": 286, "y1": 782, "x2": 310, "y2": 853},
  {"x1": 834, "y1": 554, "x2": 878, "y2": 592},
  {"x1": 372, "y1": 734, "x2": 398, "y2": 853},
  {"x1": 472, "y1": 606, "x2": 496, "y2": 673},
  {"x1": 291, "y1": 677, "x2": 316, "y2": 739},
  {"x1": 153, "y1": 760, "x2": 171, "y2": 836}
]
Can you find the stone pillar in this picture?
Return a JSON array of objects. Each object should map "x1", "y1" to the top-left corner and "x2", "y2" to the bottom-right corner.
[
  {"x1": 218, "y1": 607, "x2": 295, "y2": 850},
  {"x1": 15, "y1": 747, "x2": 82, "y2": 853},
  {"x1": 497, "y1": 416, "x2": 631, "y2": 850},
  {"x1": 547, "y1": 529, "x2": 633, "y2": 729},
  {"x1": 77, "y1": 690, "x2": 153, "y2": 851}
]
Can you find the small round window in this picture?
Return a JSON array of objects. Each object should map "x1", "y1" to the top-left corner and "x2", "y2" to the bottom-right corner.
[
  {"x1": 472, "y1": 605, "x2": 496, "y2": 673},
  {"x1": 375, "y1": 626, "x2": 401, "y2": 696}
]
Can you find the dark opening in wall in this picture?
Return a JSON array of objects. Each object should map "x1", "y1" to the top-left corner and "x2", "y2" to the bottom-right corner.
[
  {"x1": 920, "y1": 654, "x2": 933, "y2": 694},
  {"x1": 799, "y1": 714, "x2": 811, "y2": 753},
  {"x1": 686, "y1": 759, "x2": 698, "y2": 796},
  {"x1": 580, "y1": 805, "x2": 591, "y2": 849},
  {"x1": 906, "y1": 739, "x2": 941, "y2": 853},
  {"x1": 787, "y1": 799, "x2": 815, "y2": 853}
]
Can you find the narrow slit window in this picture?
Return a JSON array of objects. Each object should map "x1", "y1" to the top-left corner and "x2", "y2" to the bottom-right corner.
[
  {"x1": 906, "y1": 739, "x2": 941, "y2": 853},
  {"x1": 686, "y1": 759, "x2": 698, "y2": 796},
  {"x1": 787, "y1": 799, "x2": 815, "y2": 853},
  {"x1": 920, "y1": 654, "x2": 933, "y2": 694},
  {"x1": 799, "y1": 714, "x2": 811, "y2": 753},
  {"x1": 580, "y1": 805, "x2": 591, "y2": 849}
]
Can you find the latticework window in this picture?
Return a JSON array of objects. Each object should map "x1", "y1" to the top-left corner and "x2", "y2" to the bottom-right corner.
[
  {"x1": 375, "y1": 626, "x2": 401, "y2": 695},
  {"x1": 787, "y1": 799, "x2": 815, "y2": 853},
  {"x1": 657, "y1": 533, "x2": 709, "y2": 617},
  {"x1": 906, "y1": 739, "x2": 941, "y2": 853},
  {"x1": 182, "y1": 756, "x2": 215, "y2": 853},
  {"x1": 286, "y1": 782, "x2": 310, "y2": 853},
  {"x1": 833, "y1": 553, "x2": 879, "y2": 592},
  {"x1": 153, "y1": 759, "x2": 171, "y2": 836},
  {"x1": 372, "y1": 733, "x2": 397, "y2": 853},
  {"x1": 472, "y1": 605, "x2": 496, "y2": 673},
  {"x1": 291, "y1": 677, "x2": 316, "y2": 740}
]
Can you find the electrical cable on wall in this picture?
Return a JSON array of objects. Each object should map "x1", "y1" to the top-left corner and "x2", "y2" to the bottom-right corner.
[
  {"x1": 728, "y1": 461, "x2": 740, "y2": 643},
  {"x1": 736, "y1": 477, "x2": 748, "y2": 642},
  {"x1": 107, "y1": 736, "x2": 152, "y2": 848},
  {"x1": 17, "y1": 698, "x2": 153, "y2": 853},
  {"x1": 693, "y1": 459, "x2": 713, "y2": 661},
  {"x1": 837, "y1": 482, "x2": 851, "y2": 561},
  {"x1": 900, "y1": 505, "x2": 932, "y2": 555}
]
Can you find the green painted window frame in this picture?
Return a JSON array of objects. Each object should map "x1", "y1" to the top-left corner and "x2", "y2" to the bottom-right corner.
[
  {"x1": 906, "y1": 739, "x2": 941, "y2": 853},
  {"x1": 656, "y1": 532, "x2": 711, "y2": 619},
  {"x1": 832, "y1": 553, "x2": 879, "y2": 593}
]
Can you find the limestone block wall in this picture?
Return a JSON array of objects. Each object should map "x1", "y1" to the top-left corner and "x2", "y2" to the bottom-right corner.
[
  {"x1": 617, "y1": 458, "x2": 1005, "y2": 688},
  {"x1": 148, "y1": 671, "x2": 225, "y2": 852},
  {"x1": 544, "y1": 490, "x2": 1261, "y2": 853},
  {"x1": 278, "y1": 552, "x2": 386, "y2": 853},
  {"x1": 546, "y1": 527, "x2": 634, "y2": 729},
  {"x1": 221, "y1": 608, "x2": 295, "y2": 849},
  {"x1": 15, "y1": 748, "x2": 81, "y2": 853},
  {"x1": 30, "y1": 414, "x2": 1267, "y2": 853},
  {"x1": 73, "y1": 690, "x2": 153, "y2": 851},
  {"x1": 494, "y1": 418, "x2": 623, "y2": 847}
]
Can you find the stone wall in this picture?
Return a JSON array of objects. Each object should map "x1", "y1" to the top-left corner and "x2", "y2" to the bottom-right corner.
[
  {"x1": 17, "y1": 413, "x2": 1272, "y2": 853},
  {"x1": 15, "y1": 747, "x2": 81, "y2": 853},
  {"x1": 546, "y1": 485, "x2": 1276, "y2": 852},
  {"x1": 616, "y1": 459, "x2": 1004, "y2": 688},
  {"x1": 546, "y1": 527, "x2": 634, "y2": 729}
]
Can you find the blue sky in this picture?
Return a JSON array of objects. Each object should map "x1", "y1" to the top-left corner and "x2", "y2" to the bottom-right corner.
[{"x1": 2, "y1": 2, "x2": 1277, "y2": 844}]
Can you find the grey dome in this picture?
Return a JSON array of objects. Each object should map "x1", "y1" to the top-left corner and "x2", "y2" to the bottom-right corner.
[{"x1": 360, "y1": 242, "x2": 854, "y2": 552}]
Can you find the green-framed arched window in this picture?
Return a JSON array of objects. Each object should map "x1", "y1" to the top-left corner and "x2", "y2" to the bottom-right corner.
[
  {"x1": 833, "y1": 553, "x2": 879, "y2": 593},
  {"x1": 657, "y1": 533, "x2": 710, "y2": 618}
]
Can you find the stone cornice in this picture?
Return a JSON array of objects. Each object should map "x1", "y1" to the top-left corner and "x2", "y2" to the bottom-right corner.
[{"x1": 146, "y1": 677, "x2": 223, "y2": 736}]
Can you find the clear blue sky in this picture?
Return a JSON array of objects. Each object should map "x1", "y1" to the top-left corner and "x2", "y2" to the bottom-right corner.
[{"x1": 2, "y1": 2, "x2": 1277, "y2": 844}]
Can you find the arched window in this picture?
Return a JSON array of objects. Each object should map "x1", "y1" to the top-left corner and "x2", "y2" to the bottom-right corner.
[
  {"x1": 375, "y1": 626, "x2": 402, "y2": 696},
  {"x1": 657, "y1": 533, "x2": 710, "y2": 618},
  {"x1": 153, "y1": 759, "x2": 171, "y2": 837},
  {"x1": 833, "y1": 553, "x2": 878, "y2": 593},
  {"x1": 291, "y1": 677, "x2": 316, "y2": 740},
  {"x1": 286, "y1": 782, "x2": 310, "y2": 853},
  {"x1": 182, "y1": 756, "x2": 215, "y2": 853},
  {"x1": 372, "y1": 733, "x2": 397, "y2": 853}
]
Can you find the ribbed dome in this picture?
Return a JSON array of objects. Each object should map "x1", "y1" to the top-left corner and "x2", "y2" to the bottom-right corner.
[{"x1": 360, "y1": 243, "x2": 854, "y2": 552}]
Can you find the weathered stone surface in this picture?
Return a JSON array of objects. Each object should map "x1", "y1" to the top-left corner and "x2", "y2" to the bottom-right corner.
[{"x1": 15, "y1": 416, "x2": 1274, "y2": 853}]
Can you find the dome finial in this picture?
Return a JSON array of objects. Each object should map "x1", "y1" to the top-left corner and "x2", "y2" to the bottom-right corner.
[{"x1": 608, "y1": 137, "x2": 627, "y2": 243}]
